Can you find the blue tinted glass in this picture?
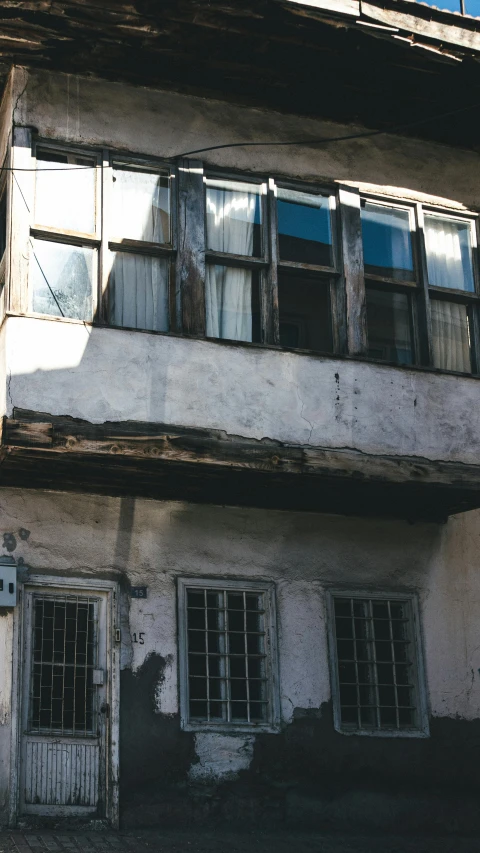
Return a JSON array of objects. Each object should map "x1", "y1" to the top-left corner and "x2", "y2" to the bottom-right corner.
[
  {"x1": 277, "y1": 189, "x2": 332, "y2": 266},
  {"x1": 465, "y1": 0, "x2": 480, "y2": 16},
  {"x1": 416, "y1": 0, "x2": 461, "y2": 10},
  {"x1": 361, "y1": 203, "x2": 414, "y2": 282}
]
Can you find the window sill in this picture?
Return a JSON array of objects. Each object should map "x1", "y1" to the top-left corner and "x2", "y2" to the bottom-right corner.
[
  {"x1": 7, "y1": 311, "x2": 480, "y2": 382},
  {"x1": 182, "y1": 721, "x2": 280, "y2": 735},
  {"x1": 335, "y1": 725, "x2": 430, "y2": 738}
]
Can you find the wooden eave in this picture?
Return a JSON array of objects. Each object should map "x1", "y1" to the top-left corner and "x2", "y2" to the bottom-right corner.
[
  {"x1": 2, "y1": 410, "x2": 480, "y2": 522},
  {"x1": 0, "y1": 1, "x2": 480, "y2": 149}
]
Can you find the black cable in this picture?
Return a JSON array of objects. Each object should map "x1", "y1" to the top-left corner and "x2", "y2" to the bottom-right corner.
[
  {"x1": 1, "y1": 97, "x2": 479, "y2": 170},
  {"x1": 174, "y1": 99, "x2": 480, "y2": 159}
]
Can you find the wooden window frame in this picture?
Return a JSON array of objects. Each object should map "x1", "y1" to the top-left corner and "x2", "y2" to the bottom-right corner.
[
  {"x1": 360, "y1": 195, "x2": 420, "y2": 367},
  {"x1": 200, "y1": 168, "x2": 343, "y2": 353},
  {"x1": 327, "y1": 589, "x2": 429, "y2": 738},
  {"x1": 360, "y1": 192, "x2": 480, "y2": 376},
  {"x1": 101, "y1": 153, "x2": 177, "y2": 329},
  {"x1": 203, "y1": 170, "x2": 269, "y2": 344},
  {"x1": 18, "y1": 141, "x2": 480, "y2": 379},
  {"x1": 177, "y1": 576, "x2": 281, "y2": 734},
  {"x1": 29, "y1": 139, "x2": 102, "y2": 322}
]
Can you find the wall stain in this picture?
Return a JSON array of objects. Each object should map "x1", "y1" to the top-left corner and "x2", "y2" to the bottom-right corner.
[
  {"x1": 121, "y1": 699, "x2": 480, "y2": 831},
  {"x1": 120, "y1": 653, "x2": 196, "y2": 826},
  {"x1": 2, "y1": 533, "x2": 17, "y2": 552}
]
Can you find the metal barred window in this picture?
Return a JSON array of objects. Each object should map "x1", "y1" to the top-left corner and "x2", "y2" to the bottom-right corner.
[
  {"x1": 329, "y1": 594, "x2": 428, "y2": 736},
  {"x1": 29, "y1": 595, "x2": 98, "y2": 735},
  {"x1": 178, "y1": 579, "x2": 279, "y2": 730}
]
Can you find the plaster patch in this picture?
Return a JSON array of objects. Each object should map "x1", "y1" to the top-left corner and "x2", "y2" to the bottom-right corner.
[{"x1": 189, "y1": 732, "x2": 255, "y2": 782}]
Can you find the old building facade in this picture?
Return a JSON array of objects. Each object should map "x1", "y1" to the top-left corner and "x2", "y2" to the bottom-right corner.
[{"x1": 2, "y1": 0, "x2": 480, "y2": 833}]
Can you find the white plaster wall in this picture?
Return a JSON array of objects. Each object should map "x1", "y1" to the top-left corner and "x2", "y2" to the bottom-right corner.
[
  {"x1": 0, "y1": 489, "x2": 479, "y2": 720},
  {"x1": 0, "y1": 321, "x2": 6, "y2": 418},
  {"x1": 3, "y1": 68, "x2": 480, "y2": 463},
  {"x1": 0, "y1": 609, "x2": 13, "y2": 824},
  {"x1": 12, "y1": 68, "x2": 480, "y2": 208},
  {"x1": 2, "y1": 488, "x2": 480, "y2": 784},
  {"x1": 5, "y1": 314, "x2": 480, "y2": 464}
]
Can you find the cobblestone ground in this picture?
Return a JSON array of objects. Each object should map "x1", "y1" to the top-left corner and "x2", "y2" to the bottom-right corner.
[{"x1": 0, "y1": 831, "x2": 479, "y2": 853}]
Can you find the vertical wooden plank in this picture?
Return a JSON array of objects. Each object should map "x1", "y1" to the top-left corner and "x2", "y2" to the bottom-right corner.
[
  {"x1": 415, "y1": 203, "x2": 434, "y2": 367},
  {"x1": 338, "y1": 185, "x2": 367, "y2": 356},
  {"x1": 10, "y1": 127, "x2": 34, "y2": 315},
  {"x1": 330, "y1": 194, "x2": 347, "y2": 355},
  {"x1": 99, "y1": 149, "x2": 112, "y2": 325},
  {"x1": 176, "y1": 158, "x2": 205, "y2": 337},
  {"x1": 468, "y1": 217, "x2": 480, "y2": 375},
  {"x1": 265, "y1": 178, "x2": 279, "y2": 345}
]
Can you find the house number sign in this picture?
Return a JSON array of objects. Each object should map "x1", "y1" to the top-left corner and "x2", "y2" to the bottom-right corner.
[{"x1": 131, "y1": 586, "x2": 148, "y2": 598}]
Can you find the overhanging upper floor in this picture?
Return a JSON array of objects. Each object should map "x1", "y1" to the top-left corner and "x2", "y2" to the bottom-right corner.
[{"x1": 2, "y1": 315, "x2": 480, "y2": 521}]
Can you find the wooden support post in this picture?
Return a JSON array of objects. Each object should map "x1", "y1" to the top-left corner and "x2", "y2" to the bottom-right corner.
[
  {"x1": 338, "y1": 184, "x2": 367, "y2": 356},
  {"x1": 176, "y1": 159, "x2": 205, "y2": 337},
  {"x1": 10, "y1": 126, "x2": 34, "y2": 315}
]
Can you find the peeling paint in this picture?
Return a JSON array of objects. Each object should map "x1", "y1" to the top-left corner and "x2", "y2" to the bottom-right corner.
[{"x1": 189, "y1": 733, "x2": 255, "y2": 782}]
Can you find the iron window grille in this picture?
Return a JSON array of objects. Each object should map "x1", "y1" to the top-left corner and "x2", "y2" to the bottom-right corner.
[
  {"x1": 328, "y1": 591, "x2": 429, "y2": 737},
  {"x1": 178, "y1": 578, "x2": 280, "y2": 731},
  {"x1": 28, "y1": 594, "x2": 99, "y2": 737}
]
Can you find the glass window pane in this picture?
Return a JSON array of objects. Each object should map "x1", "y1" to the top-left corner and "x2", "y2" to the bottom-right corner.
[
  {"x1": 278, "y1": 272, "x2": 332, "y2": 352},
  {"x1": 465, "y1": 0, "x2": 480, "y2": 16},
  {"x1": 206, "y1": 179, "x2": 262, "y2": 257},
  {"x1": 35, "y1": 150, "x2": 96, "y2": 234},
  {"x1": 366, "y1": 288, "x2": 413, "y2": 365},
  {"x1": 431, "y1": 299, "x2": 471, "y2": 373},
  {"x1": 361, "y1": 203, "x2": 414, "y2": 281},
  {"x1": 206, "y1": 265, "x2": 260, "y2": 343},
  {"x1": 31, "y1": 238, "x2": 94, "y2": 321},
  {"x1": 424, "y1": 216, "x2": 474, "y2": 292},
  {"x1": 112, "y1": 168, "x2": 170, "y2": 243},
  {"x1": 277, "y1": 189, "x2": 332, "y2": 266},
  {"x1": 109, "y1": 253, "x2": 169, "y2": 332}
]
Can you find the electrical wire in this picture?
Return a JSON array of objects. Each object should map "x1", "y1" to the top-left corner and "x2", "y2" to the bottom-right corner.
[{"x1": 0, "y1": 96, "x2": 479, "y2": 170}]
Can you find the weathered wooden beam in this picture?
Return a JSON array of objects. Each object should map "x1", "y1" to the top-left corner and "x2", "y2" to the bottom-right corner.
[
  {"x1": 4, "y1": 412, "x2": 480, "y2": 493},
  {"x1": 362, "y1": 1, "x2": 480, "y2": 52}
]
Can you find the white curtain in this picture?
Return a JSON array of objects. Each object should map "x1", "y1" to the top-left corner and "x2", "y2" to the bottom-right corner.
[
  {"x1": 424, "y1": 216, "x2": 474, "y2": 292},
  {"x1": 109, "y1": 169, "x2": 170, "y2": 330},
  {"x1": 110, "y1": 253, "x2": 169, "y2": 332},
  {"x1": 112, "y1": 169, "x2": 170, "y2": 243},
  {"x1": 431, "y1": 300, "x2": 470, "y2": 373},
  {"x1": 205, "y1": 183, "x2": 258, "y2": 341}
]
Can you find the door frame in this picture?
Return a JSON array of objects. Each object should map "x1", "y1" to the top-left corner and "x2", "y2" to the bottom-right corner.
[{"x1": 9, "y1": 575, "x2": 120, "y2": 828}]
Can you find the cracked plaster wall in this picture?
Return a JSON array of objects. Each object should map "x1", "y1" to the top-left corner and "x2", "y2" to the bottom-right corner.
[
  {"x1": 1, "y1": 488, "x2": 480, "y2": 805},
  {"x1": 5, "y1": 315, "x2": 480, "y2": 464},
  {"x1": 1, "y1": 68, "x2": 480, "y2": 462}
]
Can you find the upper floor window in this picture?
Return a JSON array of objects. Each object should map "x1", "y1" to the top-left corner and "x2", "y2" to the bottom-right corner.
[
  {"x1": 24, "y1": 139, "x2": 480, "y2": 379},
  {"x1": 108, "y1": 162, "x2": 172, "y2": 333},
  {"x1": 31, "y1": 146, "x2": 99, "y2": 321},
  {"x1": 361, "y1": 198, "x2": 479, "y2": 374},
  {"x1": 29, "y1": 143, "x2": 174, "y2": 331},
  {"x1": 415, "y1": 0, "x2": 480, "y2": 18},
  {"x1": 204, "y1": 175, "x2": 337, "y2": 352}
]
